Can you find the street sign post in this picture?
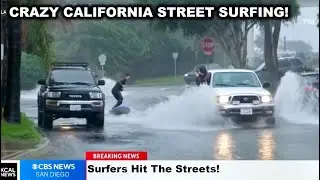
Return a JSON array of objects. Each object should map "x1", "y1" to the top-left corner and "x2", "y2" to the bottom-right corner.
[
  {"x1": 172, "y1": 52, "x2": 178, "y2": 79},
  {"x1": 98, "y1": 54, "x2": 106, "y2": 77},
  {"x1": 200, "y1": 36, "x2": 215, "y2": 56}
]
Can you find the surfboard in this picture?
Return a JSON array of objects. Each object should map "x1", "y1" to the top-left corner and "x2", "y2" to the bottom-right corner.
[{"x1": 109, "y1": 106, "x2": 130, "y2": 115}]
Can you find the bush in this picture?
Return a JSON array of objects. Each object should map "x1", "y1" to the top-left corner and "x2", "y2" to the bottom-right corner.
[{"x1": 21, "y1": 52, "x2": 45, "y2": 90}]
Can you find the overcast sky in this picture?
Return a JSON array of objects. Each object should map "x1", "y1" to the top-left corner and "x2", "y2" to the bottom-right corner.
[
  {"x1": 280, "y1": 7, "x2": 319, "y2": 52},
  {"x1": 254, "y1": 7, "x2": 319, "y2": 52}
]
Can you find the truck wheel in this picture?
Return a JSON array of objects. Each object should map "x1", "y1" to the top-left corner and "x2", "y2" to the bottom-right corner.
[
  {"x1": 37, "y1": 110, "x2": 43, "y2": 128},
  {"x1": 87, "y1": 112, "x2": 105, "y2": 128},
  {"x1": 94, "y1": 112, "x2": 105, "y2": 128},
  {"x1": 265, "y1": 117, "x2": 275, "y2": 126},
  {"x1": 42, "y1": 112, "x2": 53, "y2": 130},
  {"x1": 185, "y1": 81, "x2": 190, "y2": 84}
]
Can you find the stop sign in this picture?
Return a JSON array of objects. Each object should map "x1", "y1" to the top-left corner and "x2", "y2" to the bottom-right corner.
[{"x1": 200, "y1": 36, "x2": 215, "y2": 56}]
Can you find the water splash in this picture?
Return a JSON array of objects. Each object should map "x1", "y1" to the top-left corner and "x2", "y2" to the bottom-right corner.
[
  {"x1": 274, "y1": 71, "x2": 319, "y2": 125},
  {"x1": 21, "y1": 86, "x2": 40, "y2": 100},
  {"x1": 107, "y1": 85, "x2": 225, "y2": 131}
]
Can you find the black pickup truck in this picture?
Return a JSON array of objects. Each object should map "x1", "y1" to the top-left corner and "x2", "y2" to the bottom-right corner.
[{"x1": 37, "y1": 62, "x2": 106, "y2": 130}]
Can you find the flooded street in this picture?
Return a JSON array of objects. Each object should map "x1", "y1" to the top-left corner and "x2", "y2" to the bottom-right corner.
[{"x1": 19, "y1": 75, "x2": 319, "y2": 160}]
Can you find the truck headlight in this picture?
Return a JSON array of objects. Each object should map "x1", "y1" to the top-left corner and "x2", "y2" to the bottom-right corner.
[
  {"x1": 261, "y1": 95, "x2": 272, "y2": 103},
  {"x1": 217, "y1": 96, "x2": 229, "y2": 104},
  {"x1": 184, "y1": 74, "x2": 188, "y2": 77},
  {"x1": 46, "y1": 91, "x2": 61, "y2": 98},
  {"x1": 89, "y1": 92, "x2": 102, "y2": 99}
]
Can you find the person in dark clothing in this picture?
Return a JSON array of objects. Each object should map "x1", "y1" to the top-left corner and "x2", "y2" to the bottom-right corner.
[
  {"x1": 111, "y1": 73, "x2": 131, "y2": 109},
  {"x1": 195, "y1": 65, "x2": 211, "y2": 86}
]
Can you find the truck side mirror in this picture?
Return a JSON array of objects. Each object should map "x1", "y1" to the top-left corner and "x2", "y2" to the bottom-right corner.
[
  {"x1": 262, "y1": 66, "x2": 268, "y2": 71},
  {"x1": 97, "y1": 80, "x2": 105, "y2": 85},
  {"x1": 263, "y1": 82, "x2": 270, "y2": 88}
]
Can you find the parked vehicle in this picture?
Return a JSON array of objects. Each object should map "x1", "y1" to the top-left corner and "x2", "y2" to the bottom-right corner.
[
  {"x1": 300, "y1": 72, "x2": 319, "y2": 112},
  {"x1": 37, "y1": 62, "x2": 106, "y2": 130},
  {"x1": 255, "y1": 57, "x2": 310, "y2": 83}
]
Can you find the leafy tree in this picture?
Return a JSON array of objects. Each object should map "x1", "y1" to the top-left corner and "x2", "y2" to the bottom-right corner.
[
  {"x1": 261, "y1": 0, "x2": 300, "y2": 90},
  {"x1": 23, "y1": 0, "x2": 70, "y2": 74},
  {"x1": 1, "y1": 0, "x2": 68, "y2": 123},
  {"x1": 138, "y1": 0, "x2": 300, "y2": 90},
  {"x1": 254, "y1": 32, "x2": 264, "y2": 50},
  {"x1": 286, "y1": 40, "x2": 313, "y2": 53},
  {"x1": 21, "y1": 52, "x2": 45, "y2": 90},
  {"x1": 52, "y1": 20, "x2": 192, "y2": 78},
  {"x1": 140, "y1": 0, "x2": 259, "y2": 68}
]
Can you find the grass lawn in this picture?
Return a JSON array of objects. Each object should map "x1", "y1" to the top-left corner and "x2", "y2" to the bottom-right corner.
[
  {"x1": 1, "y1": 112, "x2": 42, "y2": 144},
  {"x1": 134, "y1": 75, "x2": 184, "y2": 86}
]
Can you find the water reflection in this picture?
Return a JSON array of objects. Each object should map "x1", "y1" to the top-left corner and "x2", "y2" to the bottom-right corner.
[
  {"x1": 214, "y1": 131, "x2": 234, "y2": 160},
  {"x1": 258, "y1": 130, "x2": 275, "y2": 160}
]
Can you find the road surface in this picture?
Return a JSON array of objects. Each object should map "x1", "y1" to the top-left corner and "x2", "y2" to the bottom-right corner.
[{"x1": 20, "y1": 79, "x2": 319, "y2": 160}]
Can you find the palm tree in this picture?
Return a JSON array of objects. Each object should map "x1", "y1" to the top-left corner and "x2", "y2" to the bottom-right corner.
[
  {"x1": 2, "y1": 0, "x2": 21, "y2": 123},
  {"x1": 3, "y1": 18, "x2": 22, "y2": 123},
  {"x1": 1, "y1": 0, "x2": 8, "y2": 115}
]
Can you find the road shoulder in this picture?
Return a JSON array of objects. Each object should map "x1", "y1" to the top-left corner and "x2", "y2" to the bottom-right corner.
[
  {"x1": 1, "y1": 136, "x2": 51, "y2": 160},
  {"x1": 1, "y1": 112, "x2": 51, "y2": 160}
]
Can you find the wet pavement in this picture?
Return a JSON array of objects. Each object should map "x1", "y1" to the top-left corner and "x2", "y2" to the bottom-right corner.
[{"x1": 19, "y1": 84, "x2": 319, "y2": 160}]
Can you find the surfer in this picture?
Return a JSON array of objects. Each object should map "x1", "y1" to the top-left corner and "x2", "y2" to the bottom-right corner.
[
  {"x1": 111, "y1": 73, "x2": 132, "y2": 109},
  {"x1": 195, "y1": 65, "x2": 211, "y2": 86}
]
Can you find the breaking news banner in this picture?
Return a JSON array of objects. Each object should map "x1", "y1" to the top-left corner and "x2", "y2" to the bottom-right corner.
[
  {"x1": 4, "y1": 5, "x2": 291, "y2": 19},
  {"x1": 1, "y1": 151, "x2": 318, "y2": 180},
  {"x1": 1, "y1": 160, "x2": 85, "y2": 180}
]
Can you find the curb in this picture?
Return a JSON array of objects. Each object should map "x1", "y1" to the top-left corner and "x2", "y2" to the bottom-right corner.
[
  {"x1": 2, "y1": 137, "x2": 51, "y2": 160},
  {"x1": 2, "y1": 124, "x2": 51, "y2": 160}
]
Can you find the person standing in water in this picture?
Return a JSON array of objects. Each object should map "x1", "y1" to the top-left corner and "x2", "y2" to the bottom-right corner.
[
  {"x1": 111, "y1": 73, "x2": 132, "y2": 109},
  {"x1": 195, "y1": 65, "x2": 211, "y2": 86}
]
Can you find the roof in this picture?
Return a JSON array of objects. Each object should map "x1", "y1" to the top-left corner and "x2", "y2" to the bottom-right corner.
[
  {"x1": 52, "y1": 66, "x2": 88, "y2": 70},
  {"x1": 208, "y1": 69, "x2": 255, "y2": 73},
  {"x1": 300, "y1": 72, "x2": 319, "y2": 76},
  {"x1": 279, "y1": 56, "x2": 300, "y2": 60}
]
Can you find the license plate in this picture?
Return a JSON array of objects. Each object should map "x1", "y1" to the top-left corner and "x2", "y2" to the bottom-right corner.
[
  {"x1": 70, "y1": 105, "x2": 81, "y2": 111},
  {"x1": 240, "y1": 108, "x2": 252, "y2": 115}
]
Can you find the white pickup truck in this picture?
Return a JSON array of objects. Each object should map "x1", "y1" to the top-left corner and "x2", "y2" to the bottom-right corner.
[{"x1": 208, "y1": 69, "x2": 275, "y2": 126}]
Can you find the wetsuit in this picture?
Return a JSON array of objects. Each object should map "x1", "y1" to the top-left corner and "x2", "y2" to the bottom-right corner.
[
  {"x1": 196, "y1": 66, "x2": 211, "y2": 86},
  {"x1": 111, "y1": 78, "x2": 126, "y2": 109}
]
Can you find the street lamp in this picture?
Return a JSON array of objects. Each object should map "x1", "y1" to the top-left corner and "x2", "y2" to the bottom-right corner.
[
  {"x1": 172, "y1": 52, "x2": 178, "y2": 79},
  {"x1": 98, "y1": 54, "x2": 106, "y2": 77}
]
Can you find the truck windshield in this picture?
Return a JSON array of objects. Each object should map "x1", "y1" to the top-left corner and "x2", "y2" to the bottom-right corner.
[
  {"x1": 48, "y1": 69, "x2": 95, "y2": 85},
  {"x1": 213, "y1": 72, "x2": 261, "y2": 87}
]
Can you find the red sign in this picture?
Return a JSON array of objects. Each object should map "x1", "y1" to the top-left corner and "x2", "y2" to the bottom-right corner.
[{"x1": 200, "y1": 36, "x2": 215, "y2": 56}]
